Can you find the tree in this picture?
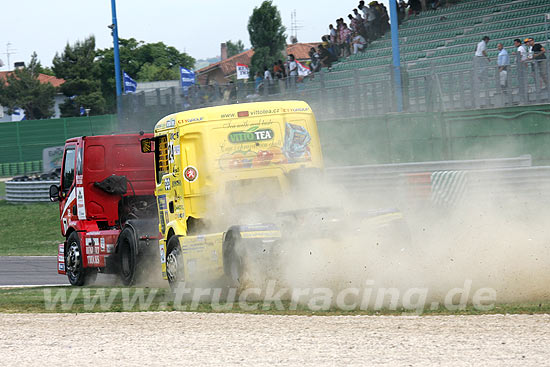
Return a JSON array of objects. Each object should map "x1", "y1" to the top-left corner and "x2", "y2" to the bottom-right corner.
[
  {"x1": 226, "y1": 40, "x2": 245, "y2": 58},
  {"x1": 95, "y1": 38, "x2": 195, "y2": 111},
  {"x1": 0, "y1": 52, "x2": 55, "y2": 120},
  {"x1": 52, "y1": 36, "x2": 106, "y2": 117},
  {"x1": 247, "y1": 1, "x2": 286, "y2": 77}
]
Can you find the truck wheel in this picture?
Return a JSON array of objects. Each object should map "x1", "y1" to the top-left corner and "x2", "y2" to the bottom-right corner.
[
  {"x1": 66, "y1": 232, "x2": 94, "y2": 286},
  {"x1": 118, "y1": 228, "x2": 137, "y2": 286},
  {"x1": 166, "y1": 236, "x2": 183, "y2": 291}
]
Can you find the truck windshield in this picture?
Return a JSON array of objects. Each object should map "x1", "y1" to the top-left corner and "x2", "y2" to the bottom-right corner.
[{"x1": 62, "y1": 147, "x2": 76, "y2": 192}]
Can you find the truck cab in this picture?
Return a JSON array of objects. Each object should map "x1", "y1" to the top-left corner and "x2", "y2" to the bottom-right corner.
[
  {"x1": 50, "y1": 134, "x2": 159, "y2": 285},
  {"x1": 142, "y1": 101, "x2": 324, "y2": 286}
]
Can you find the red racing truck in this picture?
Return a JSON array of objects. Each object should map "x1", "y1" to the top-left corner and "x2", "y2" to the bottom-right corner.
[{"x1": 49, "y1": 134, "x2": 160, "y2": 286}]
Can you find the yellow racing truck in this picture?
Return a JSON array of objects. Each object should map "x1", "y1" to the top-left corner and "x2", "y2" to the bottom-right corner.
[{"x1": 141, "y1": 100, "x2": 406, "y2": 288}]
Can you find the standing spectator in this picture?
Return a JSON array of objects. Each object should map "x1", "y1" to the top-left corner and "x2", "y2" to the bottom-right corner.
[
  {"x1": 353, "y1": 8, "x2": 363, "y2": 22},
  {"x1": 398, "y1": 0, "x2": 407, "y2": 24},
  {"x1": 329, "y1": 24, "x2": 338, "y2": 45},
  {"x1": 339, "y1": 22, "x2": 352, "y2": 58},
  {"x1": 474, "y1": 36, "x2": 491, "y2": 84},
  {"x1": 254, "y1": 72, "x2": 264, "y2": 94},
  {"x1": 263, "y1": 66, "x2": 272, "y2": 94},
  {"x1": 529, "y1": 37, "x2": 548, "y2": 89},
  {"x1": 497, "y1": 43, "x2": 510, "y2": 91},
  {"x1": 514, "y1": 38, "x2": 529, "y2": 92},
  {"x1": 352, "y1": 32, "x2": 367, "y2": 54},
  {"x1": 514, "y1": 38, "x2": 528, "y2": 62},
  {"x1": 348, "y1": 14, "x2": 358, "y2": 33},
  {"x1": 287, "y1": 54, "x2": 298, "y2": 88},
  {"x1": 353, "y1": 8, "x2": 368, "y2": 41}
]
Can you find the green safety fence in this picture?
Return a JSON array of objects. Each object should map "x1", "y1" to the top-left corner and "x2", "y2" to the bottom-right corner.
[{"x1": 0, "y1": 115, "x2": 117, "y2": 165}]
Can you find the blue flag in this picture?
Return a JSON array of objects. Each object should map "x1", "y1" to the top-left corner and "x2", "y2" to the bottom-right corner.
[
  {"x1": 79, "y1": 106, "x2": 85, "y2": 116},
  {"x1": 180, "y1": 67, "x2": 195, "y2": 90},
  {"x1": 123, "y1": 71, "x2": 138, "y2": 94}
]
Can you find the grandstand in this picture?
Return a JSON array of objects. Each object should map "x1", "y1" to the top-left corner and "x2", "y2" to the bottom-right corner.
[{"x1": 302, "y1": 0, "x2": 550, "y2": 113}]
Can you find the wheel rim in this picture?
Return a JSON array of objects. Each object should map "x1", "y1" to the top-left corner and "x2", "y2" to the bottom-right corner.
[
  {"x1": 166, "y1": 248, "x2": 180, "y2": 283},
  {"x1": 66, "y1": 242, "x2": 81, "y2": 280}
]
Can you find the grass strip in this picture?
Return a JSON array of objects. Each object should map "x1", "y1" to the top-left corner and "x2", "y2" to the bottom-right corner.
[{"x1": 1, "y1": 286, "x2": 549, "y2": 315}]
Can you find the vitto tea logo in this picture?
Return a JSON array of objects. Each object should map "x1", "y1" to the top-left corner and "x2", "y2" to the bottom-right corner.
[{"x1": 228, "y1": 126, "x2": 274, "y2": 144}]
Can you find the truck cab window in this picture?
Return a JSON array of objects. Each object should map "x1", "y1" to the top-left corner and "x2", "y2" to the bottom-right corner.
[{"x1": 62, "y1": 147, "x2": 76, "y2": 192}]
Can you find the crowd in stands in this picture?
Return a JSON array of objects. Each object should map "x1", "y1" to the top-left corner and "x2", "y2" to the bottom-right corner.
[{"x1": 308, "y1": 0, "x2": 446, "y2": 71}]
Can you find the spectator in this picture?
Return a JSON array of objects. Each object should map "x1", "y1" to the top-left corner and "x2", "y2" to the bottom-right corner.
[
  {"x1": 353, "y1": 8, "x2": 369, "y2": 41},
  {"x1": 398, "y1": 0, "x2": 408, "y2": 23},
  {"x1": 318, "y1": 44, "x2": 336, "y2": 69},
  {"x1": 264, "y1": 66, "x2": 272, "y2": 85},
  {"x1": 348, "y1": 14, "x2": 358, "y2": 33},
  {"x1": 263, "y1": 66, "x2": 272, "y2": 94},
  {"x1": 497, "y1": 43, "x2": 510, "y2": 91},
  {"x1": 254, "y1": 72, "x2": 263, "y2": 93},
  {"x1": 529, "y1": 37, "x2": 548, "y2": 89},
  {"x1": 309, "y1": 47, "x2": 321, "y2": 72},
  {"x1": 329, "y1": 24, "x2": 338, "y2": 45},
  {"x1": 287, "y1": 54, "x2": 298, "y2": 88},
  {"x1": 366, "y1": 4, "x2": 378, "y2": 38},
  {"x1": 429, "y1": 0, "x2": 441, "y2": 10},
  {"x1": 409, "y1": 0, "x2": 422, "y2": 15},
  {"x1": 275, "y1": 60, "x2": 286, "y2": 93},
  {"x1": 321, "y1": 35, "x2": 330, "y2": 48},
  {"x1": 514, "y1": 38, "x2": 528, "y2": 62},
  {"x1": 339, "y1": 22, "x2": 352, "y2": 57},
  {"x1": 352, "y1": 32, "x2": 367, "y2": 54},
  {"x1": 353, "y1": 8, "x2": 363, "y2": 22},
  {"x1": 474, "y1": 36, "x2": 491, "y2": 84}
]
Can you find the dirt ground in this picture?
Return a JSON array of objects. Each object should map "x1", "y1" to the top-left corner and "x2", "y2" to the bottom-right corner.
[{"x1": 1, "y1": 312, "x2": 549, "y2": 366}]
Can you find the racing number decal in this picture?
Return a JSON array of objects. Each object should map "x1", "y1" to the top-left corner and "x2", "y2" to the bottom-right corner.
[{"x1": 168, "y1": 142, "x2": 175, "y2": 163}]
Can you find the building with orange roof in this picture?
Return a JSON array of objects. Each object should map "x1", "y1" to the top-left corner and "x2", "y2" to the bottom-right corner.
[
  {"x1": 196, "y1": 42, "x2": 320, "y2": 85},
  {"x1": 0, "y1": 70, "x2": 65, "y2": 121}
]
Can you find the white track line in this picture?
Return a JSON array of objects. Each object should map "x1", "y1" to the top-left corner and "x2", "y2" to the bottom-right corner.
[{"x1": 0, "y1": 284, "x2": 68, "y2": 288}]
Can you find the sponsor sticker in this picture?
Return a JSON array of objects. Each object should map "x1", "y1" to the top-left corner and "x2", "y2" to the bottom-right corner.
[
  {"x1": 166, "y1": 118, "x2": 176, "y2": 128},
  {"x1": 164, "y1": 177, "x2": 171, "y2": 191},
  {"x1": 183, "y1": 166, "x2": 198, "y2": 182},
  {"x1": 159, "y1": 245, "x2": 166, "y2": 264},
  {"x1": 106, "y1": 244, "x2": 114, "y2": 253},
  {"x1": 59, "y1": 263, "x2": 65, "y2": 271},
  {"x1": 76, "y1": 187, "x2": 86, "y2": 220}
]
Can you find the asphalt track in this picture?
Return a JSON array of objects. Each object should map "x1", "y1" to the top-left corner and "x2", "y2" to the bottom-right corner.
[{"x1": 0, "y1": 256, "x2": 68, "y2": 286}]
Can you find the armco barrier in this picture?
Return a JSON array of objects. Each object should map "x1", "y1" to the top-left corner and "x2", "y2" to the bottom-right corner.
[
  {"x1": 5, "y1": 180, "x2": 57, "y2": 203},
  {"x1": 4, "y1": 155, "x2": 544, "y2": 204}
]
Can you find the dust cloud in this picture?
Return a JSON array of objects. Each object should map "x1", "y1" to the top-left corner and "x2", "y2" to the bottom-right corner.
[{"x1": 230, "y1": 162, "x2": 550, "y2": 309}]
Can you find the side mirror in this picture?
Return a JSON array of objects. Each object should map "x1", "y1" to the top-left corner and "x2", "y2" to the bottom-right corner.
[
  {"x1": 141, "y1": 138, "x2": 153, "y2": 153},
  {"x1": 49, "y1": 185, "x2": 60, "y2": 202}
]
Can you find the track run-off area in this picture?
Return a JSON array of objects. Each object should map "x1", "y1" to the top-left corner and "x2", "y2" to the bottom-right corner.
[{"x1": 1, "y1": 312, "x2": 549, "y2": 366}]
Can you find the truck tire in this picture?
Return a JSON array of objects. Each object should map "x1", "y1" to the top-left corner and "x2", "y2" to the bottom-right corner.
[
  {"x1": 118, "y1": 227, "x2": 137, "y2": 286},
  {"x1": 66, "y1": 232, "x2": 96, "y2": 286},
  {"x1": 223, "y1": 231, "x2": 245, "y2": 285},
  {"x1": 166, "y1": 236, "x2": 183, "y2": 291}
]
